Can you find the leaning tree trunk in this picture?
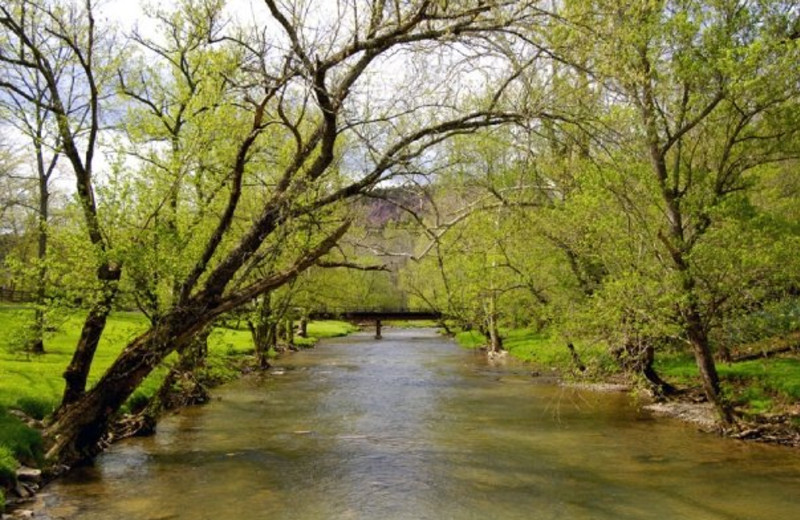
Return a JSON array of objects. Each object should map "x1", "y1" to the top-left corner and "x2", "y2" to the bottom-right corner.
[
  {"x1": 639, "y1": 344, "x2": 677, "y2": 397},
  {"x1": 685, "y1": 305, "x2": 734, "y2": 426},
  {"x1": 45, "y1": 307, "x2": 203, "y2": 465},
  {"x1": 117, "y1": 327, "x2": 213, "y2": 438},
  {"x1": 46, "y1": 226, "x2": 344, "y2": 465}
]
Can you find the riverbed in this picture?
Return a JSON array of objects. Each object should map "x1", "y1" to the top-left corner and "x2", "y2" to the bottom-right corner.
[{"x1": 35, "y1": 329, "x2": 800, "y2": 519}]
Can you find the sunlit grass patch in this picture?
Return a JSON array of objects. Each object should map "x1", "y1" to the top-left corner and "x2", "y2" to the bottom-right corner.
[
  {"x1": 454, "y1": 329, "x2": 484, "y2": 349},
  {"x1": 657, "y1": 352, "x2": 800, "y2": 413},
  {"x1": 306, "y1": 320, "x2": 359, "y2": 338},
  {"x1": 454, "y1": 327, "x2": 612, "y2": 373},
  {"x1": 208, "y1": 327, "x2": 254, "y2": 356},
  {"x1": 383, "y1": 320, "x2": 438, "y2": 328}
]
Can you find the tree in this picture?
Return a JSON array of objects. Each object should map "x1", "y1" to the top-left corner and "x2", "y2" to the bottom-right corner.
[
  {"x1": 2, "y1": 0, "x2": 546, "y2": 465},
  {"x1": 0, "y1": 0, "x2": 78, "y2": 352},
  {"x1": 557, "y1": 0, "x2": 800, "y2": 423},
  {"x1": 1, "y1": 0, "x2": 124, "y2": 404}
]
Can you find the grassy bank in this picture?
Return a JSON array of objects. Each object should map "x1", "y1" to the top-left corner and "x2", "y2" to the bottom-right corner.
[
  {"x1": 0, "y1": 303, "x2": 356, "y2": 499},
  {"x1": 455, "y1": 326, "x2": 800, "y2": 421},
  {"x1": 656, "y1": 354, "x2": 800, "y2": 417},
  {"x1": 455, "y1": 328, "x2": 614, "y2": 374}
]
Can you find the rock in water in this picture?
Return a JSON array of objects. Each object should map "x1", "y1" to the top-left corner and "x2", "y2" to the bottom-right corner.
[{"x1": 15, "y1": 467, "x2": 41, "y2": 483}]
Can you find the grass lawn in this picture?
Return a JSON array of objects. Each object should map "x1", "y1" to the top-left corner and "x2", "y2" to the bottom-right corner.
[
  {"x1": 383, "y1": 320, "x2": 439, "y2": 328},
  {"x1": 0, "y1": 303, "x2": 356, "y2": 477},
  {"x1": 656, "y1": 353, "x2": 800, "y2": 414},
  {"x1": 455, "y1": 327, "x2": 613, "y2": 373}
]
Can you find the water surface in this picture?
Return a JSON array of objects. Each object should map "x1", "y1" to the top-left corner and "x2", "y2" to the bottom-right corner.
[{"x1": 37, "y1": 329, "x2": 800, "y2": 519}]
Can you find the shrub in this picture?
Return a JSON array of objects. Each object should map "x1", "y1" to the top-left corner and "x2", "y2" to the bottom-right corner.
[{"x1": 125, "y1": 391, "x2": 151, "y2": 414}]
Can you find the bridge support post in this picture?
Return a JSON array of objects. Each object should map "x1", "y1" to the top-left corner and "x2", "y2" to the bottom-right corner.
[{"x1": 375, "y1": 319, "x2": 382, "y2": 340}]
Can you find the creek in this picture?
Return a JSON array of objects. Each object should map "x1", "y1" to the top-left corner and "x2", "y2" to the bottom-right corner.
[{"x1": 35, "y1": 329, "x2": 800, "y2": 519}]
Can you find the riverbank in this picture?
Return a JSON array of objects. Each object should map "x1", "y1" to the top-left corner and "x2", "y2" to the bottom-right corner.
[
  {"x1": 454, "y1": 328, "x2": 800, "y2": 446},
  {"x1": 0, "y1": 303, "x2": 357, "y2": 514}
]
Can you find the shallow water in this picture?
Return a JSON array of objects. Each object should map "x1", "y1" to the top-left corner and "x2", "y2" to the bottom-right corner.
[{"x1": 37, "y1": 329, "x2": 800, "y2": 519}]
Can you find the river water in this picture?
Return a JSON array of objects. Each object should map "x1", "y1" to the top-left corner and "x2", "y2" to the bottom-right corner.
[{"x1": 36, "y1": 329, "x2": 800, "y2": 519}]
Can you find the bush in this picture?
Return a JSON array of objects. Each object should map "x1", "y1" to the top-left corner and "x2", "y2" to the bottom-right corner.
[
  {"x1": 718, "y1": 297, "x2": 800, "y2": 347},
  {"x1": 125, "y1": 391, "x2": 151, "y2": 414}
]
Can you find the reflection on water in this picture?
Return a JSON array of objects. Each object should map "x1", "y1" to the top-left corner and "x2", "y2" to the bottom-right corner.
[{"x1": 37, "y1": 329, "x2": 800, "y2": 519}]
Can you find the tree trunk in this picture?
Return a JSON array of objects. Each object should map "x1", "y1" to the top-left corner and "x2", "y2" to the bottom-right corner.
[
  {"x1": 247, "y1": 293, "x2": 275, "y2": 369},
  {"x1": 30, "y1": 186, "x2": 48, "y2": 353},
  {"x1": 487, "y1": 312, "x2": 503, "y2": 353},
  {"x1": 685, "y1": 306, "x2": 734, "y2": 426},
  {"x1": 28, "y1": 130, "x2": 54, "y2": 355},
  {"x1": 46, "y1": 308, "x2": 201, "y2": 465},
  {"x1": 639, "y1": 343, "x2": 677, "y2": 397},
  {"x1": 285, "y1": 318, "x2": 295, "y2": 349},
  {"x1": 613, "y1": 333, "x2": 677, "y2": 397},
  {"x1": 122, "y1": 327, "x2": 212, "y2": 438},
  {"x1": 567, "y1": 343, "x2": 586, "y2": 372},
  {"x1": 437, "y1": 319, "x2": 453, "y2": 335},
  {"x1": 60, "y1": 265, "x2": 121, "y2": 408}
]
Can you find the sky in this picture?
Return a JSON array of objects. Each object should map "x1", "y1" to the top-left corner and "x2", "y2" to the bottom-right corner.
[{"x1": 2, "y1": 0, "x2": 520, "y2": 209}]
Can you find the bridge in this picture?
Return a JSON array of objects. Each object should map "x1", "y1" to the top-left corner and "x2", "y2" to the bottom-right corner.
[{"x1": 306, "y1": 307, "x2": 442, "y2": 339}]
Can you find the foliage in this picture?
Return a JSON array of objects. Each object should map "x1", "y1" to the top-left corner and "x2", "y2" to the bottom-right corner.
[
  {"x1": 400, "y1": 0, "x2": 800, "y2": 422},
  {"x1": 715, "y1": 298, "x2": 800, "y2": 348}
]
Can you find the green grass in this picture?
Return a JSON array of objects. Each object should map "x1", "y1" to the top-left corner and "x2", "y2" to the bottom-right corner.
[
  {"x1": 306, "y1": 320, "x2": 360, "y2": 338},
  {"x1": 294, "y1": 321, "x2": 360, "y2": 348},
  {"x1": 656, "y1": 353, "x2": 800, "y2": 413},
  {"x1": 0, "y1": 305, "x2": 154, "y2": 414},
  {"x1": 0, "y1": 409, "x2": 42, "y2": 466},
  {"x1": 1, "y1": 305, "x2": 358, "y2": 413},
  {"x1": 455, "y1": 327, "x2": 613, "y2": 373},
  {"x1": 454, "y1": 330, "x2": 485, "y2": 349},
  {"x1": 383, "y1": 320, "x2": 439, "y2": 328}
]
